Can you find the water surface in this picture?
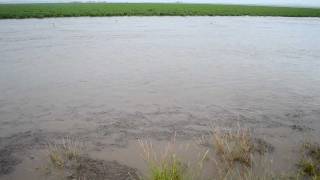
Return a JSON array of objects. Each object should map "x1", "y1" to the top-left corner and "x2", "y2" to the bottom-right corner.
[{"x1": 0, "y1": 17, "x2": 320, "y2": 179}]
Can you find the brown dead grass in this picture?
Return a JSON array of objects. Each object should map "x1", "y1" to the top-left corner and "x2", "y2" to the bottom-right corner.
[
  {"x1": 297, "y1": 142, "x2": 320, "y2": 179},
  {"x1": 212, "y1": 126, "x2": 254, "y2": 167}
]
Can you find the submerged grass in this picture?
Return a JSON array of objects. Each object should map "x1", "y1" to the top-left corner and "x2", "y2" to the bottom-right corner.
[
  {"x1": 0, "y1": 3, "x2": 320, "y2": 19},
  {"x1": 212, "y1": 126, "x2": 254, "y2": 167},
  {"x1": 47, "y1": 137, "x2": 83, "y2": 169},
  {"x1": 45, "y1": 137, "x2": 85, "y2": 179},
  {"x1": 42, "y1": 128, "x2": 319, "y2": 180},
  {"x1": 139, "y1": 139, "x2": 184, "y2": 180},
  {"x1": 138, "y1": 126, "x2": 277, "y2": 180},
  {"x1": 297, "y1": 142, "x2": 320, "y2": 179},
  {"x1": 209, "y1": 126, "x2": 279, "y2": 180},
  {"x1": 138, "y1": 135, "x2": 208, "y2": 180}
]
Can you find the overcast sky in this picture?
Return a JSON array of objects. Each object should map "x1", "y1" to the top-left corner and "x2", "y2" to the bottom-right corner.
[{"x1": 1, "y1": 0, "x2": 320, "y2": 7}]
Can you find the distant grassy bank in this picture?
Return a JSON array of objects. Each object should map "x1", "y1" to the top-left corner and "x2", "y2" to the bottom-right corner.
[{"x1": 0, "y1": 3, "x2": 320, "y2": 19}]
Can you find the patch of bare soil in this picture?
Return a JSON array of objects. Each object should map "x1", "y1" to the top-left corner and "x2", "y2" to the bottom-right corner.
[
  {"x1": 66, "y1": 156, "x2": 139, "y2": 180},
  {"x1": 0, "y1": 131, "x2": 47, "y2": 176},
  {"x1": 45, "y1": 137, "x2": 139, "y2": 180},
  {"x1": 253, "y1": 138, "x2": 275, "y2": 154},
  {"x1": 0, "y1": 148, "x2": 21, "y2": 176},
  {"x1": 0, "y1": 130, "x2": 139, "y2": 179}
]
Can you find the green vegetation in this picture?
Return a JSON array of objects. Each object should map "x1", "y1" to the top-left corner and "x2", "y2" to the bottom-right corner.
[
  {"x1": 298, "y1": 142, "x2": 320, "y2": 179},
  {"x1": 138, "y1": 139, "x2": 208, "y2": 180},
  {"x1": 43, "y1": 131, "x2": 320, "y2": 180},
  {"x1": 146, "y1": 154, "x2": 183, "y2": 180},
  {"x1": 138, "y1": 127, "x2": 279, "y2": 180},
  {"x1": 0, "y1": 3, "x2": 319, "y2": 19},
  {"x1": 138, "y1": 127, "x2": 320, "y2": 180}
]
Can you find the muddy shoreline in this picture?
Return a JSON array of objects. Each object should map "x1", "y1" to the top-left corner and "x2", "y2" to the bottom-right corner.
[{"x1": 0, "y1": 106, "x2": 318, "y2": 179}]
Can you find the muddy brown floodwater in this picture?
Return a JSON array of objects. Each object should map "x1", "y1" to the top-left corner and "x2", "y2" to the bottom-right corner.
[{"x1": 0, "y1": 17, "x2": 320, "y2": 179}]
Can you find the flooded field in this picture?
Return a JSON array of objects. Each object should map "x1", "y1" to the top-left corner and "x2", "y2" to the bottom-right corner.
[{"x1": 0, "y1": 17, "x2": 320, "y2": 179}]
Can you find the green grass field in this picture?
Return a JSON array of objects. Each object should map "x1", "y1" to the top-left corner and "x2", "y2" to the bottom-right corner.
[{"x1": 0, "y1": 3, "x2": 319, "y2": 19}]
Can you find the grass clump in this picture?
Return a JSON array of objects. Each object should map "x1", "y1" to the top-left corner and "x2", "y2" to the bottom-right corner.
[
  {"x1": 45, "y1": 137, "x2": 85, "y2": 179},
  {"x1": 138, "y1": 127, "x2": 274, "y2": 180},
  {"x1": 138, "y1": 136, "x2": 208, "y2": 180},
  {"x1": 149, "y1": 154, "x2": 183, "y2": 180},
  {"x1": 47, "y1": 137, "x2": 83, "y2": 169},
  {"x1": 297, "y1": 142, "x2": 320, "y2": 179},
  {"x1": 139, "y1": 140, "x2": 184, "y2": 180},
  {"x1": 212, "y1": 126, "x2": 254, "y2": 167},
  {"x1": 207, "y1": 125, "x2": 279, "y2": 180},
  {"x1": 46, "y1": 138, "x2": 139, "y2": 180}
]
